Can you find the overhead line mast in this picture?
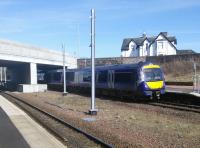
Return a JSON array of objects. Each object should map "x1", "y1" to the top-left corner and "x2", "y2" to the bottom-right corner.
[
  {"x1": 89, "y1": 9, "x2": 98, "y2": 115},
  {"x1": 62, "y1": 43, "x2": 68, "y2": 96}
]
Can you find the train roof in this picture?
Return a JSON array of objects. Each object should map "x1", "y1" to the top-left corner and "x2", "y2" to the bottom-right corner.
[
  {"x1": 70, "y1": 62, "x2": 157, "y2": 71},
  {"x1": 67, "y1": 63, "x2": 137, "y2": 71},
  {"x1": 47, "y1": 62, "x2": 159, "y2": 73}
]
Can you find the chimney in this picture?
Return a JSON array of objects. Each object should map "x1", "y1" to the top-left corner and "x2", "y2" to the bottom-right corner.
[{"x1": 142, "y1": 32, "x2": 146, "y2": 38}]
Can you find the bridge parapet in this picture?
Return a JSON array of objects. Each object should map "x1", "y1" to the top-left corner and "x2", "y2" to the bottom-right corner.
[{"x1": 0, "y1": 40, "x2": 77, "y2": 68}]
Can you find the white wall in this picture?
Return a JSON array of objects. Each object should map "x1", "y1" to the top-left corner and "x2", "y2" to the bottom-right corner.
[
  {"x1": 130, "y1": 41, "x2": 139, "y2": 57},
  {"x1": 121, "y1": 41, "x2": 137, "y2": 57},
  {"x1": 155, "y1": 35, "x2": 176, "y2": 56}
]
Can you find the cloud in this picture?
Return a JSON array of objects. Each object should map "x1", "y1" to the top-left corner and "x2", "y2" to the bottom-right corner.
[
  {"x1": 3, "y1": 0, "x2": 199, "y2": 29},
  {"x1": 0, "y1": 0, "x2": 199, "y2": 55},
  {"x1": 89, "y1": 0, "x2": 200, "y2": 20},
  {"x1": 0, "y1": 6, "x2": 88, "y2": 35},
  {"x1": 141, "y1": 0, "x2": 200, "y2": 13},
  {"x1": 0, "y1": 0, "x2": 24, "y2": 6},
  {"x1": 0, "y1": 0, "x2": 14, "y2": 5},
  {"x1": 100, "y1": 0, "x2": 200, "y2": 11}
]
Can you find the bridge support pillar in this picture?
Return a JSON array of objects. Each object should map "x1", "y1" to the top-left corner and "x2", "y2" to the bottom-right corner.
[{"x1": 30, "y1": 63, "x2": 37, "y2": 84}]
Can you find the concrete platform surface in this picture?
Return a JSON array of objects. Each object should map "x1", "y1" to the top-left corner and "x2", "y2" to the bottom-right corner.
[
  {"x1": 166, "y1": 85, "x2": 193, "y2": 93},
  {"x1": 0, "y1": 95, "x2": 67, "y2": 148},
  {"x1": 166, "y1": 85, "x2": 200, "y2": 97}
]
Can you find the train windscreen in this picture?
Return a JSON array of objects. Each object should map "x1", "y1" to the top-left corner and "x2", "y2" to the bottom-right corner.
[{"x1": 143, "y1": 68, "x2": 163, "y2": 82}]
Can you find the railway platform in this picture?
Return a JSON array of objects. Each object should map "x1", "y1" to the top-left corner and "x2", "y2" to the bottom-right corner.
[
  {"x1": 0, "y1": 95, "x2": 66, "y2": 148},
  {"x1": 166, "y1": 85, "x2": 200, "y2": 97}
]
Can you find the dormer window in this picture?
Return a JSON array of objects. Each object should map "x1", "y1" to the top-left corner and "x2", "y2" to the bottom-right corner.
[{"x1": 129, "y1": 41, "x2": 135, "y2": 50}]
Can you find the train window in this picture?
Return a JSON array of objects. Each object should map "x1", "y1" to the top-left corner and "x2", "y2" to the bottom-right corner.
[
  {"x1": 37, "y1": 73, "x2": 45, "y2": 81},
  {"x1": 83, "y1": 71, "x2": 91, "y2": 82},
  {"x1": 143, "y1": 68, "x2": 163, "y2": 81},
  {"x1": 98, "y1": 71, "x2": 107, "y2": 83},
  {"x1": 7, "y1": 75, "x2": 11, "y2": 81},
  {"x1": 6, "y1": 71, "x2": 11, "y2": 81},
  {"x1": 66, "y1": 72, "x2": 74, "y2": 82},
  {"x1": 53, "y1": 72, "x2": 61, "y2": 81},
  {"x1": 115, "y1": 72, "x2": 134, "y2": 83},
  {"x1": 45, "y1": 73, "x2": 52, "y2": 83}
]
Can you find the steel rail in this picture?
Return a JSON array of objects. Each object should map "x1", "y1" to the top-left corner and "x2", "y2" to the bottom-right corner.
[
  {"x1": 158, "y1": 101, "x2": 200, "y2": 109},
  {"x1": 1, "y1": 92, "x2": 113, "y2": 148},
  {"x1": 148, "y1": 102, "x2": 200, "y2": 114}
]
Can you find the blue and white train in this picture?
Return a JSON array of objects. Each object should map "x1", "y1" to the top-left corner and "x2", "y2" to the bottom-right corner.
[{"x1": 45, "y1": 62, "x2": 165, "y2": 99}]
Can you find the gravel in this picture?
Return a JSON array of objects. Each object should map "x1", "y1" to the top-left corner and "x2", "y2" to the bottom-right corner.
[{"x1": 13, "y1": 91, "x2": 200, "y2": 148}]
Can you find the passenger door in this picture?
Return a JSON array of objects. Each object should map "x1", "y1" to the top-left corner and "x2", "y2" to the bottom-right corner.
[{"x1": 108, "y1": 70, "x2": 114, "y2": 89}]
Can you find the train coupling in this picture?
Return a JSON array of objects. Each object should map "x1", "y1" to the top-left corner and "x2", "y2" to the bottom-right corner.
[
  {"x1": 155, "y1": 91, "x2": 161, "y2": 99},
  {"x1": 151, "y1": 91, "x2": 161, "y2": 100}
]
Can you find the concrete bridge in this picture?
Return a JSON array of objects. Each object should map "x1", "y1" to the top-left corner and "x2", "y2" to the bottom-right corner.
[{"x1": 0, "y1": 39, "x2": 77, "y2": 92}]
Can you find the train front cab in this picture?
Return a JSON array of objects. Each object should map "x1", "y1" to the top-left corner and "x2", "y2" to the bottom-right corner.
[{"x1": 139, "y1": 64, "x2": 165, "y2": 99}]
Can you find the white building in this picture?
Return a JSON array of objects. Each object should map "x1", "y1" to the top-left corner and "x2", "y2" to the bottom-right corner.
[{"x1": 121, "y1": 32, "x2": 177, "y2": 57}]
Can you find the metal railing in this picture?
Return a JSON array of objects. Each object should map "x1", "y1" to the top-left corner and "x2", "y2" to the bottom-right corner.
[{"x1": 193, "y1": 74, "x2": 200, "y2": 93}]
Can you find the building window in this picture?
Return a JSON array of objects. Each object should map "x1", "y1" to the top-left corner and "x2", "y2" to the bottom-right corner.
[
  {"x1": 146, "y1": 43, "x2": 148, "y2": 49},
  {"x1": 158, "y1": 42, "x2": 164, "y2": 49},
  {"x1": 130, "y1": 44, "x2": 134, "y2": 49},
  {"x1": 145, "y1": 43, "x2": 148, "y2": 56},
  {"x1": 130, "y1": 42, "x2": 135, "y2": 51},
  {"x1": 114, "y1": 69, "x2": 136, "y2": 84}
]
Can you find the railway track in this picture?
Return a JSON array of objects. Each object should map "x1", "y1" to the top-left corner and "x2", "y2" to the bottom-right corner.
[
  {"x1": 148, "y1": 101, "x2": 200, "y2": 114},
  {"x1": 96, "y1": 92, "x2": 200, "y2": 114},
  {"x1": 150, "y1": 92, "x2": 200, "y2": 113},
  {"x1": 1, "y1": 91, "x2": 113, "y2": 148}
]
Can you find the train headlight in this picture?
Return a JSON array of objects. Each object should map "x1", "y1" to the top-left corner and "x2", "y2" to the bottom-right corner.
[{"x1": 144, "y1": 83, "x2": 149, "y2": 89}]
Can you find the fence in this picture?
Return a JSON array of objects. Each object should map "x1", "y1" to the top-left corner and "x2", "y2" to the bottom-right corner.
[{"x1": 193, "y1": 75, "x2": 200, "y2": 93}]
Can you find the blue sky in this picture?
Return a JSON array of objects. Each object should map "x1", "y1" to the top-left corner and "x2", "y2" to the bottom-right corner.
[{"x1": 0, "y1": 0, "x2": 200, "y2": 58}]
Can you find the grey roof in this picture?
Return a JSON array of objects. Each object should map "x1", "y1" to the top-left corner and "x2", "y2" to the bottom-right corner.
[
  {"x1": 167, "y1": 36, "x2": 177, "y2": 43},
  {"x1": 121, "y1": 32, "x2": 177, "y2": 51},
  {"x1": 121, "y1": 37, "x2": 147, "y2": 51},
  {"x1": 177, "y1": 49, "x2": 196, "y2": 55}
]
